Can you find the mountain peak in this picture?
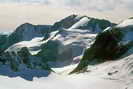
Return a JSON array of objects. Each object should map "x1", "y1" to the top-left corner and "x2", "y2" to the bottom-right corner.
[
  {"x1": 52, "y1": 14, "x2": 115, "y2": 32},
  {"x1": 117, "y1": 18, "x2": 133, "y2": 29}
]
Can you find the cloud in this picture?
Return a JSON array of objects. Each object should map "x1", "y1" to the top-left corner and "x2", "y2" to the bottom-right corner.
[
  {"x1": 0, "y1": 0, "x2": 133, "y2": 32},
  {"x1": 0, "y1": 0, "x2": 133, "y2": 12}
]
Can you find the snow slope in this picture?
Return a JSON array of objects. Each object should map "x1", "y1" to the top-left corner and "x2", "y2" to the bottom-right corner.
[
  {"x1": 5, "y1": 37, "x2": 43, "y2": 55},
  {"x1": 0, "y1": 54, "x2": 133, "y2": 89},
  {"x1": 0, "y1": 73, "x2": 128, "y2": 89},
  {"x1": 5, "y1": 29, "x2": 58, "y2": 55}
]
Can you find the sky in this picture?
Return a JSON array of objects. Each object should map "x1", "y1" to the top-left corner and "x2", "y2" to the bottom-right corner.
[{"x1": 0, "y1": 0, "x2": 133, "y2": 32}]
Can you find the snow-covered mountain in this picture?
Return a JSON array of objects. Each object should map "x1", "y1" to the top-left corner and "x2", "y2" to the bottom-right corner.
[
  {"x1": 0, "y1": 15, "x2": 133, "y2": 89},
  {"x1": 0, "y1": 15, "x2": 115, "y2": 73},
  {"x1": 37, "y1": 15, "x2": 115, "y2": 66}
]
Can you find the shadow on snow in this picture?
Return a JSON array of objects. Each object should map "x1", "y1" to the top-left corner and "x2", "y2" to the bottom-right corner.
[{"x1": 0, "y1": 64, "x2": 50, "y2": 81}]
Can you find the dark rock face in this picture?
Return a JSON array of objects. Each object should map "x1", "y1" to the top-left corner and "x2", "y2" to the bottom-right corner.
[
  {"x1": 0, "y1": 34, "x2": 8, "y2": 53},
  {"x1": 52, "y1": 14, "x2": 79, "y2": 30},
  {"x1": 17, "y1": 47, "x2": 31, "y2": 66},
  {"x1": 0, "y1": 47, "x2": 52, "y2": 73},
  {"x1": 17, "y1": 47, "x2": 52, "y2": 71},
  {"x1": 70, "y1": 27, "x2": 133, "y2": 74},
  {"x1": 37, "y1": 40, "x2": 60, "y2": 62},
  {"x1": 90, "y1": 28, "x2": 124, "y2": 60}
]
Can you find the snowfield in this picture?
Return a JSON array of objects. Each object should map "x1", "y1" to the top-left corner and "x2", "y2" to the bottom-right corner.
[
  {"x1": 0, "y1": 54, "x2": 133, "y2": 89},
  {"x1": 0, "y1": 74, "x2": 128, "y2": 89}
]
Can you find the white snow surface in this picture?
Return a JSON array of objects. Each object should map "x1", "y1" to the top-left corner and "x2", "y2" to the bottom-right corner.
[
  {"x1": 70, "y1": 17, "x2": 90, "y2": 29},
  {"x1": 117, "y1": 19, "x2": 133, "y2": 28},
  {"x1": 5, "y1": 30, "x2": 59, "y2": 55},
  {"x1": 6, "y1": 37, "x2": 44, "y2": 55},
  {"x1": 0, "y1": 54, "x2": 133, "y2": 89}
]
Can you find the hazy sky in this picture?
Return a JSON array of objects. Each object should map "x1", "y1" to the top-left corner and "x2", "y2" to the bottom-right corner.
[{"x1": 0, "y1": 0, "x2": 133, "y2": 32}]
